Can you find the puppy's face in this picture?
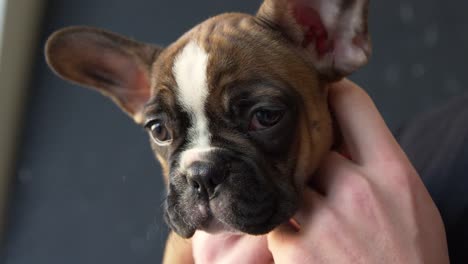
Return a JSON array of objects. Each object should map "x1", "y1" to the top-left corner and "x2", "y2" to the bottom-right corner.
[
  {"x1": 150, "y1": 14, "x2": 330, "y2": 237},
  {"x1": 45, "y1": 0, "x2": 371, "y2": 238}
]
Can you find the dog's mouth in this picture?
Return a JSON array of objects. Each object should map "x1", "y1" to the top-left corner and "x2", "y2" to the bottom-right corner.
[
  {"x1": 182, "y1": 191, "x2": 238, "y2": 235},
  {"x1": 164, "y1": 173, "x2": 298, "y2": 238},
  {"x1": 198, "y1": 188, "x2": 279, "y2": 235},
  {"x1": 196, "y1": 205, "x2": 239, "y2": 235}
]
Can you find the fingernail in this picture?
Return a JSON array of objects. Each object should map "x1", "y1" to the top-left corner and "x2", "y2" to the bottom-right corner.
[{"x1": 288, "y1": 218, "x2": 301, "y2": 232}]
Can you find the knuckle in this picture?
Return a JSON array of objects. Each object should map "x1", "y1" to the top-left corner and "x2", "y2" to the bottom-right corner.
[
  {"x1": 342, "y1": 175, "x2": 377, "y2": 208},
  {"x1": 316, "y1": 206, "x2": 341, "y2": 231},
  {"x1": 345, "y1": 174, "x2": 372, "y2": 195},
  {"x1": 385, "y1": 161, "x2": 417, "y2": 190},
  {"x1": 314, "y1": 208, "x2": 345, "y2": 243}
]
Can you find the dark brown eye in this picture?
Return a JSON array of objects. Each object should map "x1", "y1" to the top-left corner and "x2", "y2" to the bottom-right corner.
[
  {"x1": 249, "y1": 108, "x2": 284, "y2": 131},
  {"x1": 146, "y1": 120, "x2": 172, "y2": 145}
]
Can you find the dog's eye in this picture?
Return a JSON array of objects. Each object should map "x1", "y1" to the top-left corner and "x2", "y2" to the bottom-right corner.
[
  {"x1": 145, "y1": 120, "x2": 172, "y2": 145},
  {"x1": 249, "y1": 108, "x2": 284, "y2": 131}
]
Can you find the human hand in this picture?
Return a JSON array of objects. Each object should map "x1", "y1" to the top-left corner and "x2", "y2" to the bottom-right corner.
[{"x1": 267, "y1": 79, "x2": 449, "y2": 263}]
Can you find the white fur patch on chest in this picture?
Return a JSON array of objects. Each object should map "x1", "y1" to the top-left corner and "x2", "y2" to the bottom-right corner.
[{"x1": 173, "y1": 41, "x2": 212, "y2": 160}]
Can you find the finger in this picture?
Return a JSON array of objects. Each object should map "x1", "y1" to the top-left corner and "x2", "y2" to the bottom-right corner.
[
  {"x1": 328, "y1": 79, "x2": 403, "y2": 165},
  {"x1": 292, "y1": 188, "x2": 327, "y2": 232},
  {"x1": 270, "y1": 189, "x2": 325, "y2": 238},
  {"x1": 309, "y1": 151, "x2": 359, "y2": 195},
  {"x1": 270, "y1": 219, "x2": 301, "y2": 237}
]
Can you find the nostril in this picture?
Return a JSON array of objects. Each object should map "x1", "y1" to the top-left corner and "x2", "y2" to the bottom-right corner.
[
  {"x1": 185, "y1": 161, "x2": 230, "y2": 196},
  {"x1": 191, "y1": 180, "x2": 199, "y2": 189},
  {"x1": 207, "y1": 178, "x2": 216, "y2": 191},
  {"x1": 189, "y1": 178, "x2": 202, "y2": 193},
  {"x1": 209, "y1": 172, "x2": 223, "y2": 188}
]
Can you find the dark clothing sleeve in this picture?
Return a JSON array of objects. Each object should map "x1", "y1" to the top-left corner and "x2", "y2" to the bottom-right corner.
[{"x1": 397, "y1": 93, "x2": 468, "y2": 263}]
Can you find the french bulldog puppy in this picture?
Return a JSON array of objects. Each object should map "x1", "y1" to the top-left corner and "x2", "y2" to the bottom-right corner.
[{"x1": 45, "y1": 0, "x2": 371, "y2": 262}]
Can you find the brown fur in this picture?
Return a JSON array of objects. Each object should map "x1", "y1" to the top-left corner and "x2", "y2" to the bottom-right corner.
[{"x1": 149, "y1": 14, "x2": 332, "y2": 187}]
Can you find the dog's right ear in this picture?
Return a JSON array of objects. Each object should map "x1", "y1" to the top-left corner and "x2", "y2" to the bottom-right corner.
[
  {"x1": 45, "y1": 26, "x2": 163, "y2": 124},
  {"x1": 257, "y1": 0, "x2": 371, "y2": 80}
]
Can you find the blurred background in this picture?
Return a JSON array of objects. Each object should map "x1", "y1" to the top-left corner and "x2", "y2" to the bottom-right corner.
[{"x1": 0, "y1": 0, "x2": 466, "y2": 263}]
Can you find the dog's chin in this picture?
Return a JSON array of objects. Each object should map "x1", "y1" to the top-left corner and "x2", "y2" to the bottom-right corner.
[
  {"x1": 199, "y1": 215, "x2": 240, "y2": 235},
  {"x1": 192, "y1": 202, "x2": 292, "y2": 237}
]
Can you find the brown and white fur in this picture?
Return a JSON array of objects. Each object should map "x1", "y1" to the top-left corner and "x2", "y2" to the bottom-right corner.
[{"x1": 45, "y1": 0, "x2": 371, "y2": 262}]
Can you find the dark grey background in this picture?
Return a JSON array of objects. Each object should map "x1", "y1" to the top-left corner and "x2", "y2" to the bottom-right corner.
[{"x1": 4, "y1": 0, "x2": 467, "y2": 263}]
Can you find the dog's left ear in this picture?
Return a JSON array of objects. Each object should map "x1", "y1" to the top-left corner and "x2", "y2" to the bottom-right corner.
[{"x1": 257, "y1": 0, "x2": 371, "y2": 80}]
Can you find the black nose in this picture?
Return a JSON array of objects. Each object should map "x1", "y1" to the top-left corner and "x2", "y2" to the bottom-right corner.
[{"x1": 186, "y1": 162, "x2": 227, "y2": 197}]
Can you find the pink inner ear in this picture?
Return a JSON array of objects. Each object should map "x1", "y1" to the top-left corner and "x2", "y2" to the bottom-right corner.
[{"x1": 293, "y1": 5, "x2": 333, "y2": 57}]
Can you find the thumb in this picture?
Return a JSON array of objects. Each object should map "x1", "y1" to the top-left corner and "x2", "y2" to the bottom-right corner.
[
  {"x1": 268, "y1": 189, "x2": 323, "y2": 249},
  {"x1": 267, "y1": 220, "x2": 297, "y2": 253}
]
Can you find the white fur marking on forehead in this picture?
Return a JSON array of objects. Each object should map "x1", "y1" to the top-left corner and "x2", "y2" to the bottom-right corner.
[{"x1": 173, "y1": 41, "x2": 211, "y2": 150}]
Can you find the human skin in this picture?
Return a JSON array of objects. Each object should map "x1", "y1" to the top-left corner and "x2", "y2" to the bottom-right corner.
[{"x1": 267, "y1": 79, "x2": 450, "y2": 263}]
